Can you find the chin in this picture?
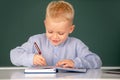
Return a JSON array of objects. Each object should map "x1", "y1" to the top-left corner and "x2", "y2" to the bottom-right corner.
[
  {"x1": 52, "y1": 42, "x2": 61, "y2": 46},
  {"x1": 53, "y1": 44, "x2": 59, "y2": 46}
]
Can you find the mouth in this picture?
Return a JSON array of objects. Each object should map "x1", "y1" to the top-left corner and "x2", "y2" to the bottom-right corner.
[{"x1": 52, "y1": 40, "x2": 60, "y2": 43}]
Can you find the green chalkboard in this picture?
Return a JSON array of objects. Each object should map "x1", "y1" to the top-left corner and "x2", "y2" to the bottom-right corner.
[{"x1": 0, "y1": 0, "x2": 120, "y2": 66}]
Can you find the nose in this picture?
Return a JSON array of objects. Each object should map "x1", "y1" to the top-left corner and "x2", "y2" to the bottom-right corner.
[{"x1": 53, "y1": 33, "x2": 59, "y2": 39}]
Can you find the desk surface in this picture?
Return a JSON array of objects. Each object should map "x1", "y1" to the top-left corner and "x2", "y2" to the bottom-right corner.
[{"x1": 0, "y1": 67, "x2": 120, "y2": 80}]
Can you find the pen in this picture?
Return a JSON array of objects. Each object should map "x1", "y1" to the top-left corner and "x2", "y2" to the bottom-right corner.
[{"x1": 34, "y1": 42, "x2": 41, "y2": 55}]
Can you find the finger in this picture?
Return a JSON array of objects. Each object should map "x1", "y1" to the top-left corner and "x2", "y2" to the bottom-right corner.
[
  {"x1": 55, "y1": 63, "x2": 58, "y2": 67},
  {"x1": 35, "y1": 59, "x2": 46, "y2": 66},
  {"x1": 39, "y1": 56, "x2": 47, "y2": 66},
  {"x1": 34, "y1": 57, "x2": 42, "y2": 65},
  {"x1": 63, "y1": 64, "x2": 73, "y2": 68},
  {"x1": 56, "y1": 62, "x2": 66, "y2": 67},
  {"x1": 37, "y1": 57, "x2": 47, "y2": 66},
  {"x1": 34, "y1": 55, "x2": 45, "y2": 66},
  {"x1": 38, "y1": 55, "x2": 46, "y2": 62},
  {"x1": 56, "y1": 61, "x2": 62, "y2": 67},
  {"x1": 40, "y1": 60, "x2": 47, "y2": 66},
  {"x1": 62, "y1": 64, "x2": 68, "y2": 68}
]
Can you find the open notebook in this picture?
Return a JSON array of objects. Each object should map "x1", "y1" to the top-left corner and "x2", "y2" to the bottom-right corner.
[{"x1": 24, "y1": 66, "x2": 87, "y2": 74}]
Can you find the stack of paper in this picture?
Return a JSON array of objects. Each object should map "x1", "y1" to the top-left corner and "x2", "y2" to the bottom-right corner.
[
  {"x1": 24, "y1": 66, "x2": 56, "y2": 78},
  {"x1": 24, "y1": 66, "x2": 56, "y2": 74}
]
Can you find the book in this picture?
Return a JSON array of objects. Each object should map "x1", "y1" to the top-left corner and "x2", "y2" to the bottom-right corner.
[
  {"x1": 24, "y1": 66, "x2": 87, "y2": 74},
  {"x1": 56, "y1": 67, "x2": 87, "y2": 73},
  {"x1": 24, "y1": 66, "x2": 56, "y2": 74}
]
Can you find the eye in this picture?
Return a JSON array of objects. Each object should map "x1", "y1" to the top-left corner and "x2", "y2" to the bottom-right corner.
[
  {"x1": 58, "y1": 32, "x2": 64, "y2": 35},
  {"x1": 48, "y1": 31, "x2": 53, "y2": 34}
]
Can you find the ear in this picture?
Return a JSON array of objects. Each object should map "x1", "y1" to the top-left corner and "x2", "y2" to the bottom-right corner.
[
  {"x1": 69, "y1": 25, "x2": 75, "y2": 34},
  {"x1": 44, "y1": 19, "x2": 46, "y2": 25},
  {"x1": 44, "y1": 19, "x2": 47, "y2": 28}
]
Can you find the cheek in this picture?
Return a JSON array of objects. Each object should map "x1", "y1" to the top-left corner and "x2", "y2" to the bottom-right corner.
[
  {"x1": 60, "y1": 34, "x2": 68, "y2": 41},
  {"x1": 46, "y1": 33, "x2": 51, "y2": 39}
]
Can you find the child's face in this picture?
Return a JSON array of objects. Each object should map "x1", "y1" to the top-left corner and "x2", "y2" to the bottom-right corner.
[{"x1": 44, "y1": 17, "x2": 74, "y2": 46}]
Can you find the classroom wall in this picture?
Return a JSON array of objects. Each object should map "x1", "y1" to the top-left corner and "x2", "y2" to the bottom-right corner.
[{"x1": 0, "y1": 0, "x2": 120, "y2": 66}]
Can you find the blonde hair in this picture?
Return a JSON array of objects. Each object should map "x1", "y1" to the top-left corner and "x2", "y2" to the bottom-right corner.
[{"x1": 46, "y1": 0, "x2": 74, "y2": 22}]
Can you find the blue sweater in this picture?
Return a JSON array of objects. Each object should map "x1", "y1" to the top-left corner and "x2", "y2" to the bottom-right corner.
[{"x1": 10, "y1": 33, "x2": 102, "y2": 68}]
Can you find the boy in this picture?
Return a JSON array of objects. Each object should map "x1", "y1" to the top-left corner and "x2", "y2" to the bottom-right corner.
[{"x1": 10, "y1": 1, "x2": 102, "y2": 68}]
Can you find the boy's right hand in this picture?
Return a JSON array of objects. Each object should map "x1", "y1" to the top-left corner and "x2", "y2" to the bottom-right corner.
[{"x1": 33, "y1": 54, "x2": 47, "y2": 66}]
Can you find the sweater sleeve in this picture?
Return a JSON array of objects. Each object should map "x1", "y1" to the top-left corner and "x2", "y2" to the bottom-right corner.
[
  {"x1": 73, "y1": 39, "x2": 102, "y2": 69},
  {"x1": 10, "y1": 35, "x2": 38, "y2": 67}
]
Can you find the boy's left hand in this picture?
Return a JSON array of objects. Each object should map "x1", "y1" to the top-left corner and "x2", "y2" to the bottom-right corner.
[{"x1": 56, "y1": 59, "x2": 74, "y2": 68}]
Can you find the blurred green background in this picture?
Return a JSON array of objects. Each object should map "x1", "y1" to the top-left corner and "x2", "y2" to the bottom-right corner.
[{"x1": 0, "y1": 0, "x2": 120, "y2": 66}]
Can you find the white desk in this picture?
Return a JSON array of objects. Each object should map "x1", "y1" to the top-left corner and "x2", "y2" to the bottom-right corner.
[{"x1": 0, "y1": 67, "x2": 120, "y2": 80}]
